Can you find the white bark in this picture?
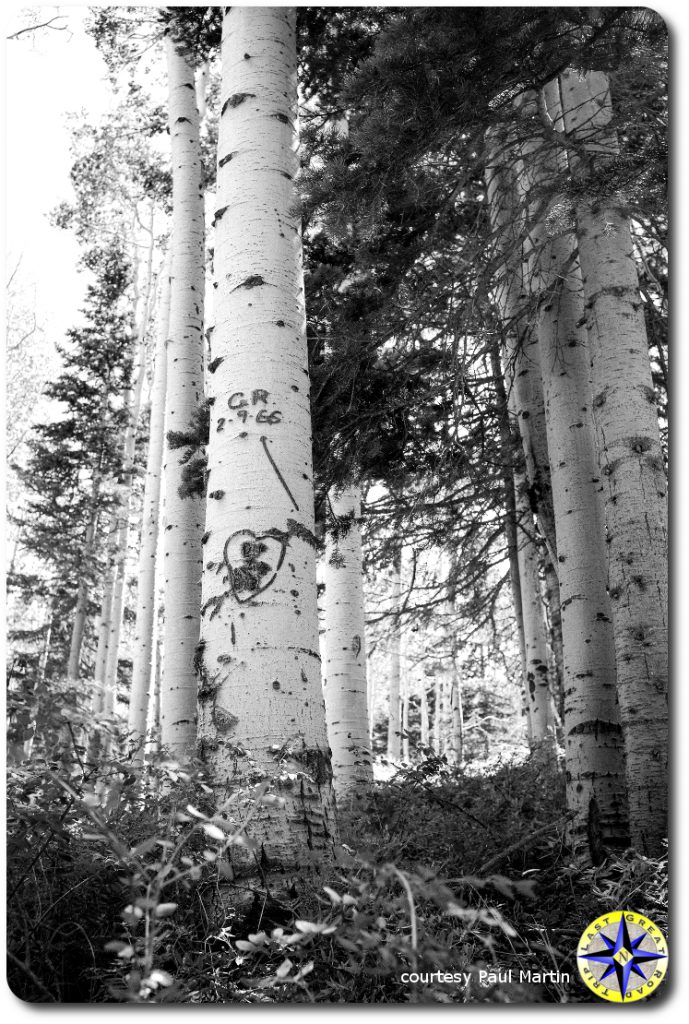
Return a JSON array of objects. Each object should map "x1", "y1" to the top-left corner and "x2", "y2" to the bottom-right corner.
[
  {"x1": 386, "y1": 554, "x2": 402, "y2": 761},
  {"x1": 449, "y1": 672, "x2": 464, "y2": 766},
  {"x1": 199, "y1": 7, "x2": 336, "y2": 875},
  {"x1": 322, "y1": 485, "x2": 373, "y2": 800},
  {"x1": 129, "y1": 262, "x2": 171, "y2": 752},
  {"x1": 520, "y1": 83, "x2": 628, "y2": 850},
  {"x1": 419, "y1": 682, "x2": 429, "y2": 748},
  {"x1": 558, "y1": 69, "x2": 668, "y2": 855},
  {"x1": 485, "y1": 150, "x2": 558, "y2": 750},
  {"x1": 161, "y1": 35, "x2": 205, "y2": 758}
]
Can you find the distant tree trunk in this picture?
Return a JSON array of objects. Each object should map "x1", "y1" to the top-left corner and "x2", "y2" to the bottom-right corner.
[
  {"x1": 198, "y1": 7, "x2": 336, "y2": 880},
  {"x1": 449, "y1": 672, "x2": 464, "y2": 766},
  {"x1": 386, "y1": 552, "x2": 402, "y2": 761},
  {"x1": 322, "y1": 484, "x2": 373, "y2": 800},
  {"x1": 402, "y1": 672, "x2": 410, "y2": 762},
  {"x1": 130, "y1": 262, "x2": 170, "y2": 755},
  {"x1": 161, "y1": 32, "x2": 205, "y2": 758},
  {"x1": 520, "y1": 84, "x2": 628, "y2": 852},
  {"x1": 485, "y1": 127, "x2": 558, "y2": 568},
  {"x1": 433, "y1": 674, "x2": 443, "y2": 754},
  {"x1": 102, "y1": 224, "x2": 155, "y2": 713},
  {"x1": 66, "y1": 510, "x2": 98, "y2": 679},
  {"x1": 419, "y1": 681, "x2": 429, "y2": 748},
  {"x1": 558, "y1": 68, "x2": 668, "y2": 856},
  {"x1": 487, "y1": 338, "x2": 535, "y2": 736}
]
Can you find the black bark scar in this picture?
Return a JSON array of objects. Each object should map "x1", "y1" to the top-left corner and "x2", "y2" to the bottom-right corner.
[{"x1": 260, "y1": 435, "x2": 299, "y2": 511}]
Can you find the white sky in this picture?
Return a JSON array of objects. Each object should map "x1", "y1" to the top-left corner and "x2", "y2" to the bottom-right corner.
[{"x1": 5, "y1": 6, "x2": 114, "y2": 339}]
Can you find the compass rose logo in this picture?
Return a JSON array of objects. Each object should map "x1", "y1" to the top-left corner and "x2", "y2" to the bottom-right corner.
[{"x1": 577, "y1": 910, "x2": 668, "y2": 1003}]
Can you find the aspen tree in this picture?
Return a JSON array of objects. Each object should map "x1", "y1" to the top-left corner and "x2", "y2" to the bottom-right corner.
[
  {"x1": 129, "y1": 263, "x2": 170, "y2": 753},
  {"x1": 386, "y1": 552, "x2": 402, "y2": 761},
  {"x1": 161, "y1": 32, "x2": 205, "y2": 758},
  {"x1": 512, "y1": 463, "x2": 553, "y2": 742},
  {"x1": 485, "y1": 128, "x2": 558, "y2": 568},
  {"x1": 558, "y1": 69, "x2": 668, "y2": 854},
  {"x1": 519, "y1": 85, "x2": 628, "y2": 851},
  {"x1": 322, "y1": 484, "x2": 373, "y2": 800},
  {"x1": 198, "y1": 6, "x2": 336, "y2": 877}
]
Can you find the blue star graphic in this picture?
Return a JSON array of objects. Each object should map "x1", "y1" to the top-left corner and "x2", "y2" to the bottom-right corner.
[{"x1": 581, "y1": 916, "x2": 667, "y2": 999}]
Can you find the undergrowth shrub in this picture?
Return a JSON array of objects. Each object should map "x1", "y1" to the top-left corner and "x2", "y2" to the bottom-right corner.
[{"x1": 6, "y1": 745, "x2": 668, "y2": 1005}]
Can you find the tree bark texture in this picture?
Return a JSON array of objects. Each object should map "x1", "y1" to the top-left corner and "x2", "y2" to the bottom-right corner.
[
  {"x1": 322, "y1": 485, "x2": 373, "y2": 800},
  {"x1": 198, "y1": 7, "x2": 336, "y2": 876},
  {"x1": 129, "y1": 263, "x2": 171, "y2": 753},
  {"x1": 522, "y1": 82, "x2": 629, "y2": 850},
  {"x1": 386, "y1": 552, "x2": 402, "y2": 761},
  {"x1": 161, "y1": 35, "x2": 205, "y2": 758},
  {"x1": 558, "y1": 69, "x2": 668, "y2": 855}
]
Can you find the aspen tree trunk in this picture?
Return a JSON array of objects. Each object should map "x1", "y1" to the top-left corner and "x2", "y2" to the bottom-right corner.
[
  {"x1": 386, "y1": 553, "x2": 402, "y2": 761},
  {"x1": 485, "y1": 130, "x2": 558, "y2": 567},
  {"x1": 162, "y1": 34, "x2": 205, "y2": 758},
  {"x1": 198, "y1": 7, "x2": 336, "y2": 879},
  {"x1": 512, "y1": 465, "x2": 553, "y2": 742},
  {"x1": 322, "y1": 485, "x2": 373, "y2": 800},
  {"x1": 129, "y1": 264, "x2": 170, "y2": 753},
  {"x1": 401, "y1": 672, "x2": 410, "y2": 762},
  {"x1": 66, "y1": 511, "x2": 97, "y2": 679},
  {"x1": 487, "y1": 338, "x2": 536, "y2": 736},
  {"x1": 367, "y1": 660, "x2": 375, "y2": 742},
  {"x1": 519, "y1": 84, "x2": 628, "y2": 852},
  {"x1": 449, "y1": 676, "x2": 464, "y2": 766},
  {"x1": 433, "y1": 675, "x2": 442, "y2": 754},
  {"x1": 419, "y1": 682, "x2": 429, "y2": 748},
  {"x1": 543, "y1": 553, "x2": 565, "y2": 719},
  {"x1": 558, "y1": 69, "x2": 668, "y2": 855},
  {"x1": 103, "y1": 225, "x2": 155, "y2": 710}
]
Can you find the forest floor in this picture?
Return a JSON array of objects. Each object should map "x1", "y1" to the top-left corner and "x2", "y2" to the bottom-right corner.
[{"x1": 7, "y1": 749, "x2": 668, "y2": 1004}]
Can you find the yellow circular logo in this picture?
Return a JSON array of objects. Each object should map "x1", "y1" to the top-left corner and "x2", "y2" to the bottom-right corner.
[{"x1": 577, "y1": 910, "x2": 668, "y2": 1002}]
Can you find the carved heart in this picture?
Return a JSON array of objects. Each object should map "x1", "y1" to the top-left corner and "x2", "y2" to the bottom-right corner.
[{"x1": 224, "y1": 530, "x2": 287, "y2": 603}]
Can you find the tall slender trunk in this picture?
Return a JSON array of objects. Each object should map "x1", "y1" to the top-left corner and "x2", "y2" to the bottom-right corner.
[
  {"x1": 419, "y1": 682, "x2": 429, "y2": 748},
  {"x1": 401, "y1": 672, "x2": 410, "y2": 762},
  {"x1": 449, "y1": 673, "x2": 464, "y2": 766},
  {"x1": 386, "y1": 553, "x2": 402, "y2": 761},
  {"x1": 558, "y1": 69, "x2": 668, "y2": 856},
  {"x1": 322, "y1": 485, "x2": 373, "y2": 800},
  {"x1": 130, "y1": 262, "x2": 171, "y2": 754},
  {"x1": 485, "y1": 128, "x2": 558, "y2": 568},
  {"x1": 519, "y1": 85, "x2": 628, "y2": 852},
  {"x1": 433, "y1": 674, "x2": 442, "y2": 754},
  {"x1": 66, "y1": 510, "x2": 98, "y2": 679},
  {"x1": 161, "y1": 33, "x2": 205, "y2": 758},
  {"x1": 198, "y1": 7, "x2": 336, "y2": 879},
  {"x1": 512, "y1": 464, "x2": 553, "y2": 742}
]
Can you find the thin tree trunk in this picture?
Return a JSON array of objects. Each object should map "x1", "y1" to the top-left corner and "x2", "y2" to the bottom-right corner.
[
  {"x1": 512, "y1": 465, "x2": 554, "y2": 743},
  {"x1": 401, "y1": 671, "x2": 410, "y2": 762},
  {"x1": 66, "y1": 511, "x2": 97, "y2": 679},
  {"x1": 198, "y1": 7, "x2": 336, "y2": 880},
  {"x1": 450, "y1": 672, "x2": 464, "y2": 766},
  {"x1": 419, "y1": 681, "x2": 429, "y2": 748},
  {"x1": 386, "y1": 552, "x2": 402, "y2": 761},
  {"x1": 558, "y1": 68, "x2": 668, "y2": 856},
  {"x1": 130, "y1": 261, "x2": 171, "y2": 755},
  {"x1": 322, "y1": 485, "x2": 373, "y2": 800},
  {"x1": 520, "y1": 84, "x2": 628, "y2": 852},
  {"x1": 161, "y1": 33, "x2": 205, "y2": 758}
]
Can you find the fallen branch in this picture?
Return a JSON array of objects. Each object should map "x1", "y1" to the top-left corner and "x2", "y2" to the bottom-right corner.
[{"x1": 477, "y1": 818, "x2": 566, "y2": 875}]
